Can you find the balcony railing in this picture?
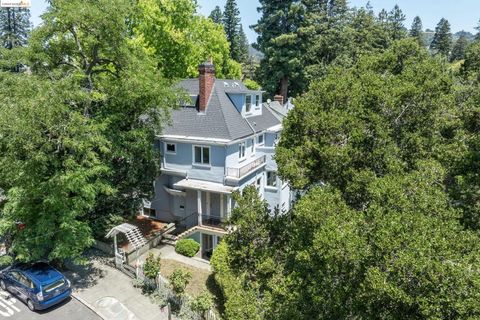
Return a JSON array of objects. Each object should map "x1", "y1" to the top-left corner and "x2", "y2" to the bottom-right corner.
[
  {"x1": 202, "y1": 215, "x2": 226, "y2": 228},
  {"x1": 226, "y1": 155, "x2": 266, "y2": 179}
]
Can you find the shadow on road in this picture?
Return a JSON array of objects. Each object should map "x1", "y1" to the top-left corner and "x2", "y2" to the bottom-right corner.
[
  {"x1": 35, "y1": 296, "x2": 73, "y2": 314},
  {"x1": 64, "y1": 249, "x2": 114, "y2": 291}
]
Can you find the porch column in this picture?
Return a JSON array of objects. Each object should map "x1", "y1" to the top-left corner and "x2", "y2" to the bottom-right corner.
[
  {"x1": 197, "y1": 190, "x2": 202, "y2": 226},
  {"x1": 220, "y1": 194, "x2": 224, "y2": 218},
  {"x1": 206, "y1": 192, "x2": 211, "y2": 216},
  {"x1": 226, "y1": 194, "x2": 232, "y2": 219}
]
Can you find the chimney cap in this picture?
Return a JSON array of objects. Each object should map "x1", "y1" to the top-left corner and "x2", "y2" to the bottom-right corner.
[{"x1": 199, "y1": 59, "x2": 215, "y2": 69}]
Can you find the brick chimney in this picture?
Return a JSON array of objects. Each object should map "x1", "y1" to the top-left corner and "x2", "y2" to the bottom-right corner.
[
  {"x1": 274, "y1": 95, "x2": 284, "y2": 105},
  {"x1": 198, "y1": 61, "x2": 215, "y2": 113}
]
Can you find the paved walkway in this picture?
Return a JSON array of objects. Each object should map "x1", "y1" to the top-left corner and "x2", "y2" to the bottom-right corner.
[
  {"x1": 135, "y1": 244, "x2": 211, "y2": 271},
  {"x1": 65, "y1": 259, "x2": 169, "y2": 320}
]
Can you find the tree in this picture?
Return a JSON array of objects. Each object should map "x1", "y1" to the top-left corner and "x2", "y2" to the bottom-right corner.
[
  {"x1": 450, "y1": 34, "x2": 469, "y2": 62},
  {"x1": 222, "y1": 0, "x2": 241, "y2": 62},
  {"x1": 268, "y1": 169, "x2": 480, "y2": 319},
  {"x1": 209, "y1": 5, "x2": 223, "y2": 24},
  {"x1": 276, "y1": 39, "x2": 458, "y2": 198},
  {"x1": 431, "y1": 18, "x2": 452, "y2": 57},
  {"x1": 0, "y1": 7, "x2": 30, "y2": 49},
  {"x1": 253, "y1": 0, "x2": 305, "y2": 100},
  {"x1": 410, "y1": 16, "x2": 425, "y2": 46},
  {"x1": 237, "y1": 24, "x2": 249, "y2": 64},
  {"x1": 133, "y1": 0, "x2": 241, "y2": 79},
  {"x1": 387, "y1": 4, "x2": 407, "y2": 40},
  {"x1": 0, "y1": 0, "x2": 179, "y2": 262}
]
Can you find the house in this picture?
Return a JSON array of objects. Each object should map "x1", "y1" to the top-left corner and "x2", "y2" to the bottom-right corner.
[{"x1": 144, "y1": 61, "x2": 292, "y2": 259}]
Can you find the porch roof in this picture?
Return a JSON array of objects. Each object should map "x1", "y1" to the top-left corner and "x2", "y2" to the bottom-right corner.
[{"x1": 174, "y1": 178, "x2": 236, "y2": 194}]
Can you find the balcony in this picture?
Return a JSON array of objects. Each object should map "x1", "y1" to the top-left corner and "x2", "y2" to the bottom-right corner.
[
  {"x1": 201, "y1": 215, "x2": 226, "y2": 228},
  {"x1": 226, "y1": 155, "x2": 266, "y2": 179}
]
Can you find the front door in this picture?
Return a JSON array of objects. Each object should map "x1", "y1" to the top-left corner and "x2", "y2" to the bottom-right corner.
[{"x1": 202, "y1": 234, "x2": 214, "y2": 260}]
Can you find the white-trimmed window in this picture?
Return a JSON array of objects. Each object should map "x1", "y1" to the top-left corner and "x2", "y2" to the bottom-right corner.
[
  {"x1": 194, "y1": 146, "x2": 210, "y2": 165},
  {"x1": 238, "y1": 142, "x2": 246, "y2": 159},
  {"x1": 267, "y1": 171, "x2": 277, "y2": 187},
  {"x1": 165, "y1": 143, "x2": 176, "y2": 154},
  {"x1": 256, "y1": 177, "x2": 262, "y2": 191},
  {"x1": 255, "y1": 95, "x2": 260, "y2": 107},
  {"x1": 250, "y1": 139, "x2": 254, "y2": 154},
  {"x1": 257, "y1": 133, "x2": 265, "y2": 145},
  {"x1": 246, "y1": 95, "x2": 252, "y2": 113}
]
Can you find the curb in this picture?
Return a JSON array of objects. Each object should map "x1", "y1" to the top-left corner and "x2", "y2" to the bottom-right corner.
[{"x1": 71, "y1": 293, "x2": 106, "y2": 320}]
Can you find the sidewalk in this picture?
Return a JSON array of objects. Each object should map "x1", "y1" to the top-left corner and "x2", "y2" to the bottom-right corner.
[
  {"x1": 65, "y1": 257, "x2": 169, "y2": 320},
  {"x1": 136, "y1": 244, "x2": 211, "y2": 271}
]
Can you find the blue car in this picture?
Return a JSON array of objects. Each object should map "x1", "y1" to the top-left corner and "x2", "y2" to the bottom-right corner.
[{"x1": 0, "y1": 262, "x2": 72, "y2": 311}]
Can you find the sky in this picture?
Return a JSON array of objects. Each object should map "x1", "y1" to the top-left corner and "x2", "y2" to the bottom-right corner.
[{"x1": 30, "y1": 0, "x2": 480, "y2": 43}]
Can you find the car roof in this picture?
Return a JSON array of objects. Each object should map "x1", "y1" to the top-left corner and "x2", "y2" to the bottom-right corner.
[{"x1": 17, "y1": 262, "x2": 64, "y2": 285}]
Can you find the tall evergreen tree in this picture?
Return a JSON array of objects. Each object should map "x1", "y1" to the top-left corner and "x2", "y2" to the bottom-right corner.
[
  {"x1": 450, "y1": 34, "x2": 469, "y2": 62},
  {"x1": 238, "y1": 24, "x2": 249, "y2": 64},
  {"x1": 0, "y1": 7, "x2": 30, "y2": 49},
  {"x1": 410, "y1": 16, "x2": 425, "y2": 46},
  {"x1": 431, "y1": 18, "x2": 452, "y2": 56},
  {"x1": 209, "y1": 5, "x2": 223, "y2": 25},
  {"x1": 223, "y1": 0, "x2": 241, "y2": 61},
  {"x1": 387, "y1": 4, "x2": 407, "y2": 40},
  {"x1": 253, "y1": 0, "x2": 304, "y2": 100}
]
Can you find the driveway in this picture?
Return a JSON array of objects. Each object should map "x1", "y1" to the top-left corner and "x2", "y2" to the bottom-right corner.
[{"x1": 0, "y1": 289, "x2": 101, "y2": 320}]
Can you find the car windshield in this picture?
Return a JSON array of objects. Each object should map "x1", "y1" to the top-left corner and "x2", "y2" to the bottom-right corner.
[{"x1": 43, "y1": 279, "x2": 65, "y2": 293}]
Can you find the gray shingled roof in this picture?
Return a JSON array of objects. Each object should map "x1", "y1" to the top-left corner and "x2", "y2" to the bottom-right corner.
[
  {"x1": 163, "y1": 79, "x2": 284, "y2": 141},
  {"x1": 164, "y1": 79, "x2": 253, "y2": 140},
  {"x1": 246, "y1": 106, "x2": 282, "y2": 133}
]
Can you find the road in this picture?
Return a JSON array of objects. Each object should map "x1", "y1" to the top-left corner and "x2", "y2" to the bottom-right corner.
[{"x1": 0, "y1": 289, "x2": 101, "y2": 320}]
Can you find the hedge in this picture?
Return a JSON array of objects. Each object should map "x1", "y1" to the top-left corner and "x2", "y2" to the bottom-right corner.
[{"x1": 175, "y1": 239, "x2": 200, "y2": 257}]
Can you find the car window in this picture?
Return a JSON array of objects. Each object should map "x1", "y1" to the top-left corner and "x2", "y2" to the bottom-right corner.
[
  {"x1": 9, "y1": 271, "x2": 21, "y2": 282},
  {"x1": 43, "y1": 279, "x2": 65, "y2": 293},
  {"x1": 19, "y1": 274, "x2": 34, "y2": 289}
]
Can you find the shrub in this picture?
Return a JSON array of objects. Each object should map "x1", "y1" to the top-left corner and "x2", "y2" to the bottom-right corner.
[
  {"x1": 175, "y1": 239, "x2": 200, "y2": 257},
  {"x1": 143, "y1": 253, "x2": 161, "y2": 280},
  {"x1": 190, "y1": 290, "x2": 214, "y2": 314},
  {"x1": 169, "y1": 268, "x2": 192, "y2": 296}
]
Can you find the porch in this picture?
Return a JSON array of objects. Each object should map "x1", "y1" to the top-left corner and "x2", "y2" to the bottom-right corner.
[{"x1": 172, "y1": 178, "x2": 234, "y2": 232}]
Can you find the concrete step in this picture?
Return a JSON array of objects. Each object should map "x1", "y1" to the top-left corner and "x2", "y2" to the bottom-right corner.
[{"x1": 162, "y1": 239, "x2": 177, "y2": 246}]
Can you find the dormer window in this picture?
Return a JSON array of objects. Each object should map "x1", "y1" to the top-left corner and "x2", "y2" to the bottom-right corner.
[
  {"x1": 246, "y1": 95, "x2": 252, "y2": 113},
  {"x1": 255, "y1": 95, "x2": 260, "y2": 107}
]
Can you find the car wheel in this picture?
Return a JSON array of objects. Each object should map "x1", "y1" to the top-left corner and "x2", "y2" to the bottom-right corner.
[
  {"x1": 27, "y1": 299, "x2": 35, "y2": 311},
  {"x1": 0, "y1": 279, "x2": 6, "y2": 291}
]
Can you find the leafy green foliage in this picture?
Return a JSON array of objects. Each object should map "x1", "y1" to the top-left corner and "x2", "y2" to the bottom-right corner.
[
  {"x1": 0, "y1": 0, "x2": 179, "y2": 262},
  {"x1": 169, "y1": 268, "x2": 192, "y2": 296},
  {"x1": 133, "y1": 0, "x2": 241, "y2": 79},
  {"x1": 175, "y1": 239, "x2": 200, "y2": 257},
  {"x1": 276, "y1": 39, "x2": 458, "y2": 199},
  {"x1": 243, "y1": 78, "x2": 261, "y2": 90},
  {"x1": 189, "y1": 290, "x2": 214, "y2": 314},
  {"x1": 143, "y1": 253, "x2": 161, "y2": 280}
]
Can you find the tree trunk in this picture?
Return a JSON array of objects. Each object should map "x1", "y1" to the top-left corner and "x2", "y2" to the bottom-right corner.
[{"x1": 279, "y1": 76, "x2": 289, "y2": 103}]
